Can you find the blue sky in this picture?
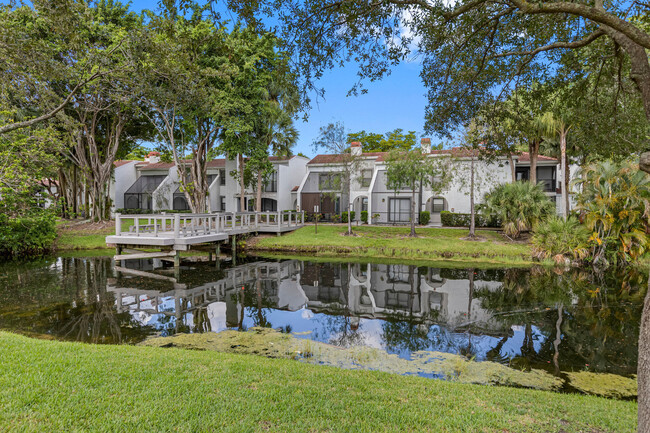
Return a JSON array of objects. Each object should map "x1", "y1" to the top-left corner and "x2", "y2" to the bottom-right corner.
[{"x1": 129, "y1": 1, "x2": 435, "y2": 157}]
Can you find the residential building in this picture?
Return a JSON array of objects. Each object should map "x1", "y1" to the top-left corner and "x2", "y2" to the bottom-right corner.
[
  {"x1": 111, "y1": 152, "x2": 308, "y2": 214},
  {"x1": 297, "y1": 139, "x2": 571, "y2": 225}
]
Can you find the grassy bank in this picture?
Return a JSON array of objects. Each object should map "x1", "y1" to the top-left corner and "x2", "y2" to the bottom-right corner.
[
  {"x1": 55, "y1": 219, "x2": 130, "y2": 250},
  {"x1": 0, "y1": 332, "x2": 636, "y2": 432},
  {"x1": 250, "y1": 225, "x2": 536, "y2": 265}
]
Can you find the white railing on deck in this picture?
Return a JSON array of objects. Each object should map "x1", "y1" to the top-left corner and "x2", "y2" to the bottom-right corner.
[{"x1": 114, "y1": 211, "x2": 305, "y2": 238}]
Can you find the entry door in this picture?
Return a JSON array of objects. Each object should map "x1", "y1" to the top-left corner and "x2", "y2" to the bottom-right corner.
[{"x1": 389, "y1": 198, "x2": 410, "y2": 222}]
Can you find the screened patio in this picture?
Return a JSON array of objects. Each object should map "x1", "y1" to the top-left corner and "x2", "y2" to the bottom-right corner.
[{"x1": 123, "y1": 175, "x2": 166, "y2": 210}]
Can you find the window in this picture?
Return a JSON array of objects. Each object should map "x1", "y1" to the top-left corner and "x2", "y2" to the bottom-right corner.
[
  {"x1": 537, "y1": 167, "x2": 556, "y2": 192},
  {"x1": 219, "y1": 169, "x2": 226, "y2": 186},
  {"x1": 361, "y1": 197, "x2": 368, "y2": 212},
  {"x1": 261, "y1": 198, "x2": 278, "y2": 211},
  {"x1": 389, "y1": 198, "x2": 410, "y2": 222},
  {"x1": 319, "y1": 173, "x2": 341, "y2": 190},
  {"x1": 515, "y1": 167, "x2": 529, "y2": 181},
  {"x1": 173, "y1": 196, "x2": 190, "y2": 211},
  {"x1": 219, "y1": 196, "x2": 226, "y2": 212},
  {"x1": 361, "y1": 170, "x2": 372, "y2": 188},
  {"x1": 264, "y1": 171, "x2": 277, "y2": 192},
  {"x1": 432, "y1": 198, "x2": 445, "y2": 213}
]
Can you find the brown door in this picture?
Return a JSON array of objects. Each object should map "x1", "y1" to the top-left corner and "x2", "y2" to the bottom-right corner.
[{"x1": 301, "y1": 193, "x2": 321, "y2": 214}]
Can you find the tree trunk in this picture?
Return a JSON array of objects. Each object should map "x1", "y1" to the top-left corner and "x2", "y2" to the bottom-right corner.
[
  {"x1": 564, "y1": 154, "x2": 570, "y2": 217},
  {"x1": 256, "y1": 171, "x2": 262, "y2": 213},
  {"x1": 72, "y1": 165, "x2": 78, "y2": 217},
  {"x1": 529, "y1": 140, "x2": 539, "y2": 185},
  {"x1": 508, "y1": 154, "x2": 516, "y2": 182},
  {"x1": 560, "y1": 131, "x2": 568, "y2": 219},
  {"x1": 469, "y1": 156, "x2": 476, "y2": 238},
  {"x1": 238, "y1": 153, "x2": 246, "y2": 212},
  {"x1": 639, "y1": 162, "x2": 650, "y2": 433},
  {"x1": 410, "y1": 186, "x2": 417, "y2": 237}
]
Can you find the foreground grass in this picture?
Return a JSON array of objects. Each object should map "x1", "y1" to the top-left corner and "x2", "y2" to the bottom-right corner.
[
  {"x1": 0, "y1": 333, "x2": 636, "y2": 433},
  {"x1": 251, "y1": 225, "x2": 536, "y2": 265}
]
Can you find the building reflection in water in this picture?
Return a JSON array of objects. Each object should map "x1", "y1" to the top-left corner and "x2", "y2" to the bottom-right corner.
[{"x1": 1, "y1": 256, "x2": 643, "y2": 376}]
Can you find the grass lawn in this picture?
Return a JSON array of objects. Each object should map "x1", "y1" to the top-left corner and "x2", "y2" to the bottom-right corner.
[
  {"x1": 55, "y1": 219, "x2": 134, "y2": 250},
  {"x1": 0, "y1": 332, "x2": 636, "y2": 433},
  {"x1": 250, "y1": 225, "x2": 537, "y2": 266}
]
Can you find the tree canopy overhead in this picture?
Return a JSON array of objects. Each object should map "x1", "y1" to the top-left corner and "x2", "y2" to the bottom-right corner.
[{"x1": 225, "y1": 0, "x2": 650, "y2": 143}]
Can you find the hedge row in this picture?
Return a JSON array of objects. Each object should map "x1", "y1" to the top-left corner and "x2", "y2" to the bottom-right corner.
[
  {"x1": 0, "y1": 213, "x2": 57, "y2": 259},
  {"x1": 440, "y1": 211, "x2": 500, "y2": 228}
]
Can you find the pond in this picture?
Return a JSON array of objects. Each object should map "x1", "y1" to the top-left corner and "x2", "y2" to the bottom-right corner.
[{"x1": 0, "y1": 255, "x2": 644, "y2": 396}]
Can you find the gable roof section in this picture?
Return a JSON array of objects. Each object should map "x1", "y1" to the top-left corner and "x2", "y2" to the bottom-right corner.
[{"x1": 114, "y1": 160, "x2": 137, "y2": 167}]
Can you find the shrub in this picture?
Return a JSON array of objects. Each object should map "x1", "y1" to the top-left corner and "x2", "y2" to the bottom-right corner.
[
  {"x1": 0, "y1": 213, "x2": 57, "y2": 259},
  {"x1": 341, "y1": 211, "x2": 356, "y2": 223},
  {"x1": 480, "y1": 181, "x2": 555, "y2": 238},
  {"x1": 574, "y1": 160, "x2": 650, "y2": 266},
  {"x1": 360, "y1": 211, "x2": 368, "y2": 223},
  {"x1": 531, "y1": 216, "x2": 590, "y2": 263},
  {"x1": 419, "y1": 211, "x2": 430, "y2": 225},
  {"x1": 440, "y1": 211, "x2": 500, "y2": 228}
]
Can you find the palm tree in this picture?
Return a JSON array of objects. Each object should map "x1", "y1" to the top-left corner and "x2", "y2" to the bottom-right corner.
[
  {"x1": 540, "y1": 112, "x2": 572, "y2": 219},
  {"x1": 253, "y1": 80, "x2": 299, "y2": 212},
  {"x1": 481, "y1": 181, "x2": 555, "y2": 239}
]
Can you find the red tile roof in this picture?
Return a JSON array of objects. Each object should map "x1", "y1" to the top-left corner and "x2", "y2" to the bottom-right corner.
[
  {"x1": 518, "y1": 152, "x2": 557, "y2": 162},
  {"x1": 308, "y1": 152, "x2": 389, "y2": 164},
  {"x1": 136, "y1": 161, "x2": 175, "y2": 170},
  {"x1": 207, "y1": 159, "x2": 226, "y2": 168},
  {"x1": 114, "y1": 160, "x2": 137, "y2": 167},
  {"x1": 308, "y1": 147, "x2": 559, "y2": 165}
]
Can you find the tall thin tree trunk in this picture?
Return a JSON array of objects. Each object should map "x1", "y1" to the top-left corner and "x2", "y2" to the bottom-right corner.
[
  {"x1": 410, "y1": 186, "x2": 416, "y2": 237},
  {"x1": 238, "y1": 153, "x2": 246, "y2": 212},
  {"x1": 508, "y1": 154, "x2": 516, "y2": 182},
  {"x1": 564, "y1": 155, "x2": 571, "y2": 217},
  {"x1": 72, "y1": 165, "x2": 78, "y2": 217},
  {"x1": 469, "y1": 156, "x2": 476, "y2": 238},
  {"x1": 529, "y1": 140, "x2": 539, "y2": 185},
  {"x1": 256, "y1": 171, "x2": 262, "y2": 213},
  {"x1": 560, "y1": 131, "x2": 568, "y2": 219}
]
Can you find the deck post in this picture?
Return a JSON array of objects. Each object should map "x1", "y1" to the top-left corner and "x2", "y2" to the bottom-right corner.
[
  {"x1": 277, "y1": 211, "x2": 281, "y2": 230},
  {"x1": 115, "y1": 213, "x2": 122, "y2": 235},
  {"x1": 174, "y1": 214, "x2": 180, "y2": 238},
  {"x1": 173, "y1": 250, "x2": 180, "y2": 268},
  {"x1": 215, "y1": 242, "x2": 221, "y2": 269},
  {"x1": 116, "y1": 244, "x2": 122, "y2": 255}
]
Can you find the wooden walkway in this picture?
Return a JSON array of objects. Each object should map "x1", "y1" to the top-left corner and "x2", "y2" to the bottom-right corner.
[{"x1": 105, "y1": 211, "x2": 304, "y2": 265}]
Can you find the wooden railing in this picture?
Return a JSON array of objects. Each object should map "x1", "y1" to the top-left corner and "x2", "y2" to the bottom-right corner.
[{"x1": 114, "y1": 211, "x2": 305, "y2": 237}]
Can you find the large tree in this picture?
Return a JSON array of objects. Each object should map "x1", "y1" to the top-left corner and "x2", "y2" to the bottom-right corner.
[
  {"x1": 0, "y1": 0, "x2": 123, "y2": 135},
  {"x1": 347, "y1": 129, "x2": 417, "y2": 152}
]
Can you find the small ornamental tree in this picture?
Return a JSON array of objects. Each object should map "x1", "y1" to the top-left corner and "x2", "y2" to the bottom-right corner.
[
  {"x1": 384, "y1": 149, "x2": 451, "y2": 237},
  {"x1": 313, "y1": 122, "x2": 362, "y2": 236}
]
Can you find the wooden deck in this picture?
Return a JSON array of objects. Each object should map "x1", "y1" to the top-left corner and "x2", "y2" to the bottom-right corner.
[{"x1": 106, "y1": 211, "x2": 304, "y2": 252}]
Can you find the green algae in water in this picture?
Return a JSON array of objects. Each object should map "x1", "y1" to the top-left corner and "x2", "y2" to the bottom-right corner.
[
  {"x1": 566, "y1": 371, "x2": 637, "y2": 399},
  {"x1": 141, "y1": 328, "x2": 564, "y2": 392}
]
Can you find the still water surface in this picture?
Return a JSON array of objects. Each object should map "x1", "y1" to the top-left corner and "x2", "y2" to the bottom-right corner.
[{"x1": 0, "y1": 255, "x2": 644, "y2": 377}]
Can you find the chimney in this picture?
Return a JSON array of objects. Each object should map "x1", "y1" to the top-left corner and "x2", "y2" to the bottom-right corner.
[
  {"x1": 421, "y1": 138, "x2": 431, "y2": 154},
  {"x1": 350, "y1": 141, "x2": 362, "y2": 157},
  {"x1": 145, "y1": 151, "x2": 160, "y2": 164}
]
